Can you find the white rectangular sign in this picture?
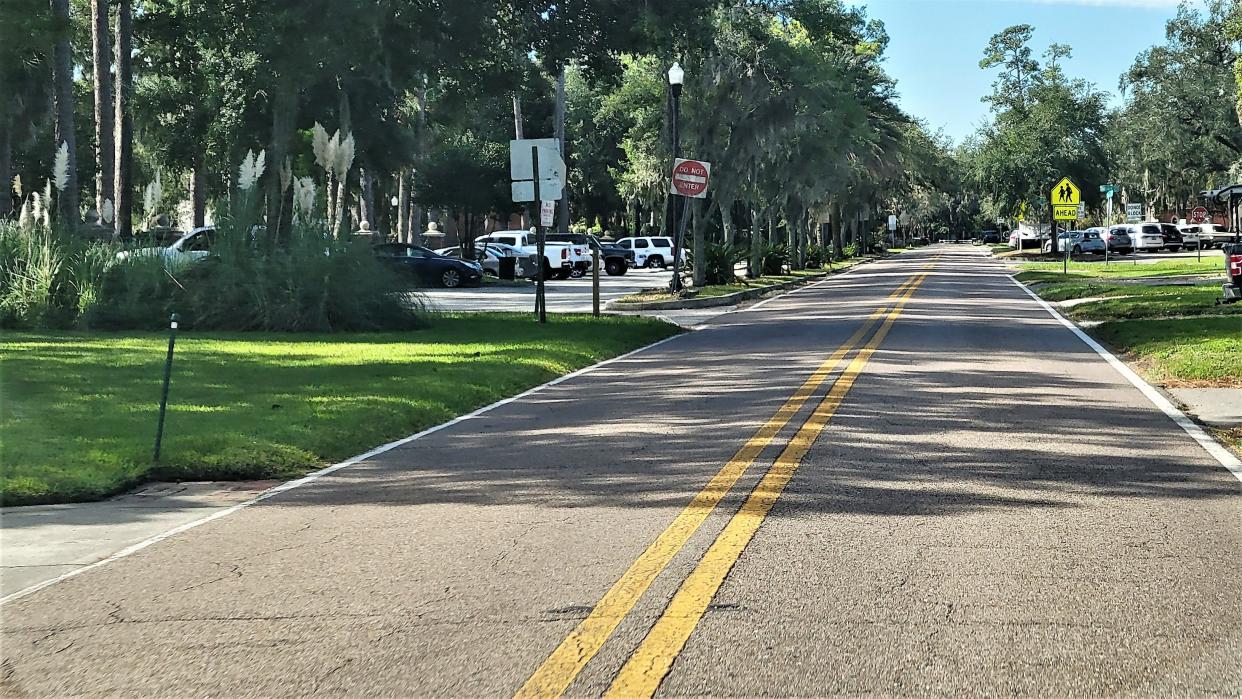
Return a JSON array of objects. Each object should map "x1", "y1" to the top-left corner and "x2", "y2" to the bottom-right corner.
[
  {"x1": 887, "y1": 214, "x2": 897, "y2": 232},
  {"x1": 511, "y1": 138, "x2": 565, "y2": 203},
  {"x1": 1126, "y1": 203, "x2": 1143, "y2": 223},
  {"x1": 511, "y1": 179, "x2": 563, "y2": 203},
  {"x1": 540, "y1": 200, "x2": 555, "y2": 227}
]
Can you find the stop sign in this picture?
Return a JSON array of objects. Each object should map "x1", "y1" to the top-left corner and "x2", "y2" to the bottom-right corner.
[
  {"x1": 1190, "y1": 206, "x2": 1208, "y2": 224},
  {"x1": 670, "y1": 158, "x2": 711, "y2": 199}
]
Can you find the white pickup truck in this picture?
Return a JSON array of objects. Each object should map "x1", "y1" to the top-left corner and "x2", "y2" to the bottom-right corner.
[{"x1": 474, "y1": 230, "x2": 591, "y2": 279}]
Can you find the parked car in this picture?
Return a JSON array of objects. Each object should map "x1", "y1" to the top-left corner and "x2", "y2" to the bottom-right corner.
[
  {"x1": 1177, "y1": 225, "x2": 1207, "y2": 250},
  {"x1": 613, "y1": 235, "x2": 684, "y2": 268},
  {"x1": 1008, "y1": 229, "x2": 1041, "y2": 250},
  {"x1": 1181, "y1": 223, "x2": 1234, "y2": 249},
  {"x1": 980, "y1": 230, "x2": 1002, "y2": 244},
  {"x1": 1125, "y1": 223, "x2": 1166, "y2": 253},
  {"x1": 1085, "y1": 226, "x2": 1130, "y2": 254},
  {"x1": 436, "y1": 243, "x2": 540, "y2": 279},
  {"x1": 1156, "y1": 223, "x2": 1183, "y2": 252},
  {"x1": 544, "y1": 233, "x2": 633, "y2": 276},
  {"x1": 374, "y1": 243, "x2": 483, "y2": 288},
  {"x1": 474, "y1": 230, "x2": 587, "y2": 279},
  {"x1": 115, "y1": 226, "x2": 216, "y2": 268},
  {"x1": 1042, "y1": 230, "x2": 1106, "y2": 256}
]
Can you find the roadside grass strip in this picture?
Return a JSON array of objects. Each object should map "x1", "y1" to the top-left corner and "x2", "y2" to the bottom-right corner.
[
  {"x1": 1016, "y1": 257, "x2": 1227, "y2": 281},
  {"x1": 0, "y1": 314, "x2": 679, "y2": 506},
  {"x1": 517, "y1": 263, "x2": 935, "y2": 698}
]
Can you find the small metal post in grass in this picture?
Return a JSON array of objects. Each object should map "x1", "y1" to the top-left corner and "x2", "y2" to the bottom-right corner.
[
  {"x1": 592, "y1": 247, "x2": 601, "y2": 317},
  {"x1": 153, "y1": 313, "x2": 179, "y2": 463}
]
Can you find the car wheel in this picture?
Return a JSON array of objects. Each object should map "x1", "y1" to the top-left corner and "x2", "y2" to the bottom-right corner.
[
  {"x1": 441, "y1": 269, "x2": 462, "y2": 288},
  {"x1": 646, "y1": 255, "x2": 665, "y2": 269},
  {"x1": 1072, "y1": 245, "x2": 1081, "y2": 255},
  {"x1": 605, "y1": 258, "x2": 627, "y2": 276},
  {"x1": 570, "y1": 268, "x2": 585, "y2": 278}
]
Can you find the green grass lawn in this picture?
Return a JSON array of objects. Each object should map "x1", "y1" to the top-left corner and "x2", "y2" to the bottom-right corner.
[
  {"x1": 1028, "y1": 282, "x2": 1240, "y2": 321},
  {"x1": 0, "y1": 314, "x2": 680, "y2": 506},
  {"x1": 1091, "y1": 317, "x2": 1241, "y2": 387},
  {"x1": 1016, "y1": 257, "x2": 1227, "y2": 281}
]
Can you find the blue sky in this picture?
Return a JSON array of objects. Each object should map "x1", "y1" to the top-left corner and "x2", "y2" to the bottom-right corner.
[{"x1": 859, "y1": 0, "x2": 1188, "y2": 143}]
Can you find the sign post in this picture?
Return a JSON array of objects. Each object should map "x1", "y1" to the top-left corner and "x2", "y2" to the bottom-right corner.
[
  {"x1": 668, "y1": 158, "x2": 711, "y2": 292},
  {"x1": 1050, "y1": 176, "x2": 1081, "y2": 257},
  {"x1": 532, "y1": 147, "x2": 546, "y2": 323},
  {"x1": 511, "y1": 139, "x2": 565, "y2": 323},
  {"x1": 1101, "y1": 185, "x2": 1115, "y2": 265}
]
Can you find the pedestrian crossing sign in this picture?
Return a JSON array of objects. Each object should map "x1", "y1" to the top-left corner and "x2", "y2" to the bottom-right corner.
[{"x1": 1051, "y1": 177, "x2": 1080, "y2": 220}]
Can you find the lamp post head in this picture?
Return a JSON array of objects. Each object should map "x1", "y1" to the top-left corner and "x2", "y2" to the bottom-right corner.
[
  {"x1": 390, "y1": 195, "x2": 399, "y2": 207},
  {"x1": 667, "y1": 61, "x2": 684, "y2": 86}
]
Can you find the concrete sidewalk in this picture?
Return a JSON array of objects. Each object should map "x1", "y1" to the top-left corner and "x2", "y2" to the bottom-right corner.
[
  {"x1": 0, "y1": 481, "x2": 273, "y2": 599},
  {"x1": 1168, "y1": 387, "x2": 1242, "y2": 429}
]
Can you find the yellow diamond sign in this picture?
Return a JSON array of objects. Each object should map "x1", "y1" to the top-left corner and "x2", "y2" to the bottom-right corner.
[{"x1": 1051, "y1": 177, "x2": 1081, "y2": 221}]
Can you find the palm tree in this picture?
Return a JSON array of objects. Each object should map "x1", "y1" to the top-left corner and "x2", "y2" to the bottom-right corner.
[
  {"x1": 91, "y1": 0, "x2": 113, "y2": 215},
  {"x1": 114, "y1": 0, "x2": 132, "y2": 237},
  {"x1": 51, "y1": 0, "x2": 80, "y2": 225}
]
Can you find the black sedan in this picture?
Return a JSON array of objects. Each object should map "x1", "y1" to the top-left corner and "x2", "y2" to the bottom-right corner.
[{"x1": 374, "y1": 243, "x2": 483, "y2": 288}]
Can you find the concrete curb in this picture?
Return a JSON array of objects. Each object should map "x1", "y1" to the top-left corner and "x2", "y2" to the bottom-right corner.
[{"x1": 605, "y1": 257, "x2": 883, "y2": 311}]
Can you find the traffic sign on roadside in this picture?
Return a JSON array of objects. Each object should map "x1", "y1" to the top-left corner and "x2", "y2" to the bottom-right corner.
[
  {"x1": 1051, "y1": 177, "x2": 1081, "y2": 221},
  {"x1": 510, "y1": 138, "x2": 565, "y2": 202},
  {"x1": 540, "y1": 200, "x2": 555, "y2": 227},
  {"x1": 1190, "y1": 206, "x2": 1208, "y2": 224},
  {"x1": 1126, "y1": 203, "x2": 1143, "y2": 223},
  {"x1": 887, "y1": 214, "x2": 897, "y2": 232},
  {"x1": 670, "y1": 158, "x2": 711, "y2": 199}
]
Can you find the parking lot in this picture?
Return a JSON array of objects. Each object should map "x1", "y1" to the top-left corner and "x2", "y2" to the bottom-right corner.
[{"x1": 418, "y1": 267, "x2": 675, "y2": 313}]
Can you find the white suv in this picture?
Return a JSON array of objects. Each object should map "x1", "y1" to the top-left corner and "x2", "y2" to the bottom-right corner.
[
  {"x1": 614, "y1": 236, "x2": 682, "y2": 268},
  {"x1": 1125, "y1": 223, "x2": 1166, "y2": 252}
]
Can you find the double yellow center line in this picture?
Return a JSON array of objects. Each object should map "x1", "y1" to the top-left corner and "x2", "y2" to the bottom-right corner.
[{"x1": 517, "y1": 265, "x2": 933, "y2": 699}]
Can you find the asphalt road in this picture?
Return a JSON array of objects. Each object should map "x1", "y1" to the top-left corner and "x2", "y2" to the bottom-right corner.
[
  {"x1": 3, "y1": 245, "x2": 1239, "y2": 696},
  {"x1": 421, "y1": 267, "x2": 674, "y2": 313}
]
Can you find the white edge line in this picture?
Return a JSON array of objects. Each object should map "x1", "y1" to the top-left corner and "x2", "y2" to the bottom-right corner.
[
  {"x1": 1010, "y1": 276, "x2": 1242, "y2": 482},
  {"x1": 0, "y1": 331, "x2": 686, "y2": 607}
]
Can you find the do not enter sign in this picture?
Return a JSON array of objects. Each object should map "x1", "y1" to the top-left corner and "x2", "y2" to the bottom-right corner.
[
  {"x1": 1190, "y1": 206, "x2": 1208, "y2": 224},
  {"x1": 671, "y1": 158, "x2": 711, "y2": 199}
]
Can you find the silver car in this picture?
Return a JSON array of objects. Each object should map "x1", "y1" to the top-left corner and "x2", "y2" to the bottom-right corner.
[
  {"x1": 436, "y1": 243, "x2": 539, "y2": 278},
  {"x1": 1043, "y1": 230, "x2": 1106, "y2": 255}
]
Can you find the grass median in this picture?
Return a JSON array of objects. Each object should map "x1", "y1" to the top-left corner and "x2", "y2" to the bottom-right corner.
[
  {"x1": 0, "y1": 314, "x2": 681, "y2": 506},
  {"x1": 1016, "y1": 257, "x2": 1227, "y2": 281}
]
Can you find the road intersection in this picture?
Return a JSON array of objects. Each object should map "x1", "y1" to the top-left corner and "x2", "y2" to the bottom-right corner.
[{"x1": 2, "y1": 245, "x2": 1238, "y2": 696}]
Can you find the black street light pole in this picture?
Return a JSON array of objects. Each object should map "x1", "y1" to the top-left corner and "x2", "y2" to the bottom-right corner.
[{"x1": 667, "y1": 61, "x2": 684, "y2": 293}]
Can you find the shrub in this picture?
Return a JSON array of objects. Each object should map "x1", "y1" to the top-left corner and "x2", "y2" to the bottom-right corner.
[
  {"x1": 102, "y1": 221, "x2": 424, "y2": 331},
  {"x1": 695, "y1": 242, "x2": 746, "y2": 286},
  {"x1": 1, "y1": 218, "x2": 425, "y2": 332},
  {"x1": 761, "y1": 242, "x2": 789, "y2": 275},
  {"x1": 804, "y1": 244, "x2": 827, "y2": 267},
  {"x1": 0, "y1": 221, "x2": 115, "y2": 329}
]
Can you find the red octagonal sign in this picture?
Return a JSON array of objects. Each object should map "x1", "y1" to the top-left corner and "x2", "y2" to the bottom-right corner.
[
  {"x1": 1190, "y1": 206, "x2": 1208, "y2": 224},
  {"x1": 671, "y1": 158, "x2": 711, "y2": 199}
]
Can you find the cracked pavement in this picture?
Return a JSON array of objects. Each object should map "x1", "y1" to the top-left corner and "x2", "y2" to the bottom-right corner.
[{"x1": 0, "y1": 246, "x2": 1239, "y2": 696}]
